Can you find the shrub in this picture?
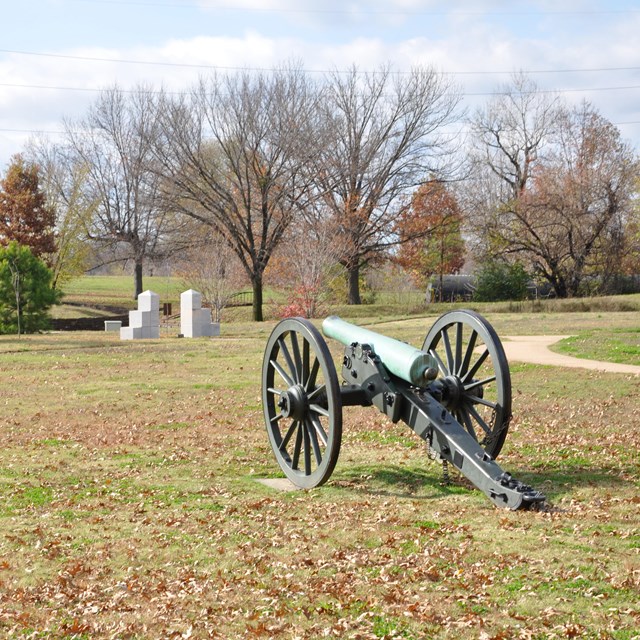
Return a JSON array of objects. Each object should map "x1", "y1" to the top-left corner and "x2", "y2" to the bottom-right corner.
[
  {"x1": 277, "y1": 284, "x2": 324, "y2": 319},
  {"x1": 473, "y1": 260, "x2": 529, "y2": 302}
]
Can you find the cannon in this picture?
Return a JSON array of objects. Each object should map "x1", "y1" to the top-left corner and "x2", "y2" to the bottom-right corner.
[{"x1": 261, "y1": 310, "x2": 545, "y2": 510}]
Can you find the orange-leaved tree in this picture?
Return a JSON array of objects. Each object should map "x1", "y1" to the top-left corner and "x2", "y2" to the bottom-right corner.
[
  {"x1": 395, "y1": 180, "x2": 465, "y2": 294},
  {"x1": 0, "y1": 155, "x2": 56, "y2": 261}
]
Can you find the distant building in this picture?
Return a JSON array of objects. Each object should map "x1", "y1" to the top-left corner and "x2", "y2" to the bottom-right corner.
[
  {"x1": 427, "y1": 275, "x2": 475, "y2": 302},
  {"x1": 427, "y1": 274, "x2": 559, "y2": 302}
]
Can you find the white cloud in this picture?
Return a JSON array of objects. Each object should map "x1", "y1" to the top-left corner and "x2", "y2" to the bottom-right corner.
[{"x1": 2, "y1": 4, "x2": 640, "y2": 168}]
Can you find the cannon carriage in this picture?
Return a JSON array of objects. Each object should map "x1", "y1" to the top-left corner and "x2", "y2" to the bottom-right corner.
[{"x1": 261, "y1": 310, "x2": 545, "y2": 510}]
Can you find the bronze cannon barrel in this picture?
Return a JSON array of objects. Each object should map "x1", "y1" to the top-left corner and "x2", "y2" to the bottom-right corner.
[{"x1": 322, "y1": 315, "x2": 438, "y2": 386}]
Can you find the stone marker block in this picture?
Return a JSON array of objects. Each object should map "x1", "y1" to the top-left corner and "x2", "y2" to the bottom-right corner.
[
  {"x1": 120, "y1": 290, "x2": 161, "y2": 340},
  {"x1": 201, "y1": 321, "x2": 220, "y2": 337},
  {"x1": 141, "y1": 325, "x2": 160, "y2": 339},
  {"x1": 181, "y1": 289, "x2": 201, "y2": 310},
  {"x1": 180, "y1": 289, "x2": 218, "y2": 338},
  {"x1": 138, "y1": 290, "x2": 160, "y2": 312},
  {"x1": 104, "y1": 320, "x2": 122, "y2": 332},
  {"x1": 129, "y1": 310, "x2": 160, "y2": 327},
  {"x1": 120, "y1": 326, "x2": 144, "y2": 340},
  {"x1": 197, "y1": 307, "x2": 211, "y2": 325}
]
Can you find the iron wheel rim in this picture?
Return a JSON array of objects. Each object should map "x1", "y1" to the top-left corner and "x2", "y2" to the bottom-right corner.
[
  {"x1": 422, "y1": 310, "x2": 512, "y2": 458},
  {"x1": 262, "y1": 318, "x2": 342, "y2": 488}
]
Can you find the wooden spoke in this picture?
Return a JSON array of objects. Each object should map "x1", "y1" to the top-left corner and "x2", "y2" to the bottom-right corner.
[
  {"x1": 306, "y1": 418, "x2": 323, "y2": 464},
  {"x1": 464, "y1": 375, "x2": 496, "y2": 393},
  {"x1": 276, "y1": 337, "x2": 297, "y2": 384},
  {"x1": 271, "y1": 358, "x2": 294, "y2": 388},
  {"x1": 459, "y1": 329, "x2": 478, "y2": 378},
  {"x1": 442, "y1": 328, "x2": 454, "y2": 374},
  {"x1": 289, "y1": 331, "x2": 303, "y2": 384},
  {"x1": 306, "y1": 357, "x2": 320, "y2": 392},
  {"x1": 454, "y1": 322, "x2": 463, "y2": 376},
  {"x1": 467, "y1": 403, "x2": 494, "y2": 436},
  {"x1": 429, "y1": 347, "x2": 448, "y2": 378},
  {"x1": 306, "y1": 382, "x2": 326, "y2": 403},
  {"x1": 309, "y1": 403, "x2": 330, "y2": 418}
]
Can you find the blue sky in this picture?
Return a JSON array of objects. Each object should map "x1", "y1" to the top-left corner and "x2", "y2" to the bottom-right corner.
[{"x1": 2, "y1": 0, "x2": 640, "y2": 168}]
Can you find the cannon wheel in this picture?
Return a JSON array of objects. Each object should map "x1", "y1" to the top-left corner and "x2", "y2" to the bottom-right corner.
[
  {"x1": 423, "y1": 310, "x2": 512, "y2": 458},
  {"x1": 262, "y1": 318, "x2": 342, "y2": 489}
]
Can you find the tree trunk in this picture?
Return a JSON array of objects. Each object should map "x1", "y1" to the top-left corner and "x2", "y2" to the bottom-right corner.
[
  {"x1": 252, "y1": 274, "x2": 264, "y2": 322},
  {"x1": 134, "y1": 261, "x2": 144, "y2": 299},
  {"x1": 550, "y1": 274, "x2": 568, "y2": 298},
  {"x1": 346, "y1": 264, "x2": 362, "y2": 305},
  {"x1": 9, "y1": 261, "x2": 21, "y2": 336}
]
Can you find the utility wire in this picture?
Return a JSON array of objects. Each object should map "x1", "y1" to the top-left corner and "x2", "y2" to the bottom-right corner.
[
  {"x1": 2, "y1": 48, "x2": 640, "y2": 77},
  {"x1": 2, "y1": 80, "x2": 640, "y2": 97},
  {"x1": 62, "y1": 0, "x2": 640, "y2": 16},
  {"x1": 5, "y1": 119, "x2": 640, "y2": 138}
]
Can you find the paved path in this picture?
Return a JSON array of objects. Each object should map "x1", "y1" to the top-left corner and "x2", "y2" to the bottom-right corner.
[{"x1": 502, "y1": 335, "x2": 640, "y2": 375}]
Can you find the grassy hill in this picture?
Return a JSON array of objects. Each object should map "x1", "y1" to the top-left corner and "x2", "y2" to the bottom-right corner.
[
  {"x1": 59, "y1": 275, "x2": 186, "y2": 312},
  {"x1": 51, "y1": 276, "x2": 640, "y2": 366},
  {"x1": 57, "y1": 275, "x2": 640, "y2": 316}
]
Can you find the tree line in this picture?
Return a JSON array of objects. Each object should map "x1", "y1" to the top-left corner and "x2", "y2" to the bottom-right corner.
[{"x1": 1, "y1": 67, "x2": 639, "y2": 321}]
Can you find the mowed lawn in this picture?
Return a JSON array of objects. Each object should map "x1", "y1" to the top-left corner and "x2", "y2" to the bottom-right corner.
[{"x1": 0, "y1": 312, "x2": 638, "y2": 639}]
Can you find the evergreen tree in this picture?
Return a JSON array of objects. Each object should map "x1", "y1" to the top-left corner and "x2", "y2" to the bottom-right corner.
[{"x1": 0, "y1": 242, "x2": 61, "y2": 335}]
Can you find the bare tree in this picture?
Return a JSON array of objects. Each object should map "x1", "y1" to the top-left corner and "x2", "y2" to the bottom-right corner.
[
  {"x1": 463, "y1": 74, "x2": 562, "y2": 259},
  {"x1": 466, "y1": 74, "x2": 639, "y2": 297},
  {"x1": 26, "y1": 139, "x2": 95, "y2": 289},
  {"x1": 267, "y1": 213, "x2": 342, "y2": 318},
  {"x1": 176, "y1": 225, "x2": 247, "y2": 322},
  {"x1": 64, "y1": 86, "x2": 181, "y2": 298},
  {"x1": 151, "y1": 67, "x2": 320, "y2": 321},
  {"x1": 512, "y1": 103, "x2": 639, "y2": 296},
  {"x1": 468, "y1": 73, "x2": 562, "y2": 199},
  {"x1": 314, "y1": 65, "x2": 462, "y2": 304}
]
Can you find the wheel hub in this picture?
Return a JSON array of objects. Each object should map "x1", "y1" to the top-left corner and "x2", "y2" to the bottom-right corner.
[
  {"x1": 441, "y1": 375, "x2": 464, "y2": 410},
  {"x1": 278, "y1": 385, "x2": 308, "y2": 420},
  {"x1": 440, "y1": 375, "x2": 483, "y2": 411}
]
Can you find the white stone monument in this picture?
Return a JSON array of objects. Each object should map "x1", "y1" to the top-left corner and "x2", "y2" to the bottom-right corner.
[
  {"x1": 120, "y1": 290, "x2": 160, "y2": 340},
  {"x1": 180, "y1": 289, "x2": 220, "y2": 338}
]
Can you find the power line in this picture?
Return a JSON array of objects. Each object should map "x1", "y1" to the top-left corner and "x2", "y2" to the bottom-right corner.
[
  {"x1": 443, "y1": 67, "x2": 640, "y2": 76},
  {"x1": 4, "y1": 119, "x2": 640, "y2": 138},
  {"x1": 64, "y1": 0, "x2": 640, "y2": 16},
  {"x1": 2, "y1": 80, "x2": 640, "y2": 98},
  {"x1": 0, "y1": 83, "x2": 102, "y2": 94},
  {"x1": 2, "y1": 48, "x2": 640, "y2": 77},
  {"x1": 0, "y1": 128, "x2": 66, "y2": 135},
  {"x1": 0, "y1": 49, "x2": 266, "y2": 72},
  {"x1": 466, "y1": 85, "x2": 640, "y2": 96}
]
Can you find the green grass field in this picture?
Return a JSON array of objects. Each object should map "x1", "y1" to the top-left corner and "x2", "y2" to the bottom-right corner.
[
  {"x1": 56, "y1": 276, "x2": 640, "y2": 364},
  {"x1": 60, "y1": 275, "x2": 187, "y2": 310},
  {"x1": 1, "y1": 280, "x2": 638, "y2": 638}
]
